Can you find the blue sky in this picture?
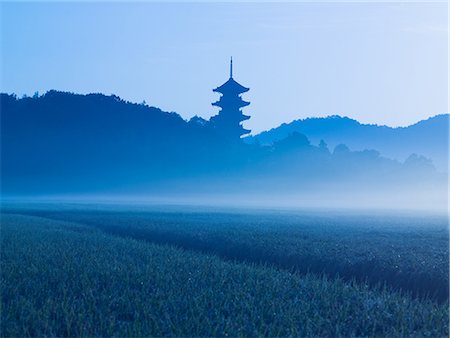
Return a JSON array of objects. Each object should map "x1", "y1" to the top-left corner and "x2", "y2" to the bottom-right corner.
[{"x1": 1, "y1": 1, "x2": 448, "y2": 133}]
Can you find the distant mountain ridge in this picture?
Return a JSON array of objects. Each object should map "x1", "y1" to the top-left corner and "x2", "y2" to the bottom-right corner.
[
  {"x1": 1, "y1": 91, "x2": 446, "y2": 210},
  {"x1": 246, "y1": 114, "x2": 449, "y2": 172}
]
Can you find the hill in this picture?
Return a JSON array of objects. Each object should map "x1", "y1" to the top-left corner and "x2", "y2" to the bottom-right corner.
[
  {"x1": 246, "y1": 115, "x2": 449, "y2": 172},
  {"x1": 1, "y1": 91, "x2": 446, "y2": 210},
  {"x1": 1, "y1": 91, "x2": 225, "y2": 193}
]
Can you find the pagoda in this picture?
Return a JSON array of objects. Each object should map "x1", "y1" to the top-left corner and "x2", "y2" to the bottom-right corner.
[{"x1": 210, "y1": 58, "x2": 251, "y2": 139}]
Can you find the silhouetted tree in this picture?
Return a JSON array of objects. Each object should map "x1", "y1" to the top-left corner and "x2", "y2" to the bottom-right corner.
[{"x1": 333, "y1": 144, "x2": 350, "y2": 155}]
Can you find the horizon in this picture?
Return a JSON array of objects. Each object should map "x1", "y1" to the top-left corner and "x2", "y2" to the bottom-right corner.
[{"x1": 1, "y1": 2, "x2": 447, "y2": 134}]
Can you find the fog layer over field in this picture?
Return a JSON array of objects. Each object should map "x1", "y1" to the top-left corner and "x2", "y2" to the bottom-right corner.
[
  {"x1": 6, "y1": 179, "x2": 446, "y2": 213},
  {"x1": 1, "y1": 92, "x2": 447, "y2": 212}
]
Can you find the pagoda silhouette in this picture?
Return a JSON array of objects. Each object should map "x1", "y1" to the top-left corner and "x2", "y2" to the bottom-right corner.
[{"x1": 210, "y1": 58, "x2": 251, "y2": 139}]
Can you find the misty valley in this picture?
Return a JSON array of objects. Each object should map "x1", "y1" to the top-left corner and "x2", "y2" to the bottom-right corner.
[{"x1": 1, "y1": 92, "x2": 447, "y2": 211}]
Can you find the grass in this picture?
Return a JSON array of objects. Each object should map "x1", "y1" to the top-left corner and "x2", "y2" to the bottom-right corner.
[
  {"x1": 7, "y1": 204, "x2": 448, "y2": 302},
  {"x1": 1, "y1": 212, "x2": 448, "y2": 337}
]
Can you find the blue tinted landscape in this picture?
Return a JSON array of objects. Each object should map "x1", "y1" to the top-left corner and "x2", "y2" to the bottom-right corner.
[{"x1": 1, "y1": 2, "x2": 448, "y2": 337}]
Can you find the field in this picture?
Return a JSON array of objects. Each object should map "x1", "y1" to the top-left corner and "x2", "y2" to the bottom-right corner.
[{"x1": 1, "y1": 203, "x2": 449, "y2": 337}]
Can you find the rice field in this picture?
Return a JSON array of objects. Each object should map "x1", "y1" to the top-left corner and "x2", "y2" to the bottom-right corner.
[
  {"x1": 1, "y1": 204, "x2": 448, "y2": 337},
  {"x1": 6, "y1": 204, "x2": 448, "y2": 301}
]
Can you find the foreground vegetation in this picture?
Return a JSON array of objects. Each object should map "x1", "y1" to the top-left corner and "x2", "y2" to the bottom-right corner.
[
  {"x1": 1, "y1": 213, "x2": 448, "y2": 337},
  {"x1": 8, "y1": 204, "x2": 448, "y2": 301}
]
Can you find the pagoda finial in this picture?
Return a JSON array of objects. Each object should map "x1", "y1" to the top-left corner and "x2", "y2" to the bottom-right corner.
[{"x1": 230, "y1": 56, "x2": 233, "y2": 78}]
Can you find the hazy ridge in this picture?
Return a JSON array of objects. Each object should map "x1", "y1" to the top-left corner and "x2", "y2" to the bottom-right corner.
[
  {"x1": 1, "y1": 91, "x2": 446, "y2": 210},
  {"x1": 246, "y1": 114, "x2": 449, "y2": 172}
]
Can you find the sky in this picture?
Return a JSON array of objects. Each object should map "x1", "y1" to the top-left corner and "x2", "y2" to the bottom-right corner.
[{"x1": 1, "y1": 1, "x2": 448, "y2": 134}]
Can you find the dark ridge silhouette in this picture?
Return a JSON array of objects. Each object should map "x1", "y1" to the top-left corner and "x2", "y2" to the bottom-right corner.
[
  {"x1": 246, "y1": 114, "x2": 449, "y2": 172},
  {"x1": 0, "y1": 90, "x2": 446, "y2": 209},
  {"x1": 0, "y1": 90, "x2": 254, "y2": 193}
]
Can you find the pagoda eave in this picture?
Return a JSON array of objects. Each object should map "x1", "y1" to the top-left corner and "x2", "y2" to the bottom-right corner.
[
  {"x1": 212, "y1": 100, "x2": 250, "y2": 108},
  {"x1": 213, "y1": 88, "x2": 250, "y2": 95},
  {"x1": 213, "y1": 78, "x2": 250, "y2": 95}
]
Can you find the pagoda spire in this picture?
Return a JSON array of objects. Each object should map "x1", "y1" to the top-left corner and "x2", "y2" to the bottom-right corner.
[{"x1": 230, "y1": 56, "x2": 233, "y2": 78}]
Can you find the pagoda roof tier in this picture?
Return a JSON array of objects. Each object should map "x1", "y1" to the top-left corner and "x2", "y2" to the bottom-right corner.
[
  {"x1": 241, "y1": 113, "x2": 250, "y2": 121},
  {"x1": 213, "y1": 77, "x2": 249, "y2": 94},
  {"x1": 211, "y1": 98, "x2": 250, "y2": 108},
  {"x1": 210, "y1": 111, "x2": 250, "y2": 123}
]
